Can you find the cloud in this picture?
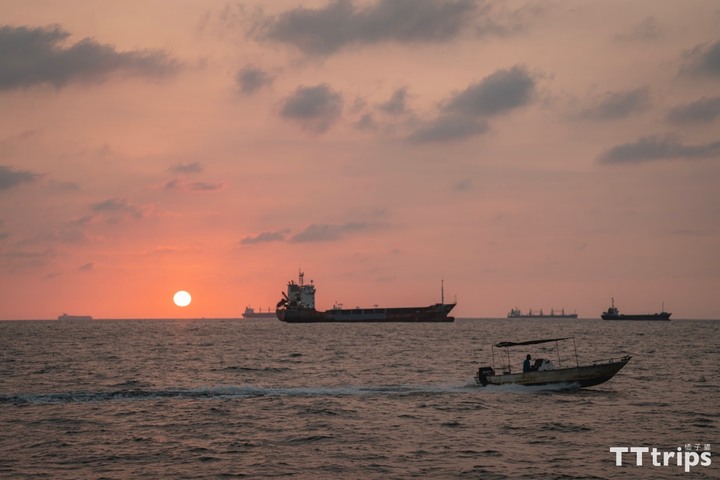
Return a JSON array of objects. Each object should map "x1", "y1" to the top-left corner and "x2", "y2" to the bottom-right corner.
[
  {"x1": 0, "y1": 248, "x2": 55, "y2": 269},
  {"x1": 681, "y1": 39, "x2": 720, "y2": 77},
  {"x1": 0, "y1": 24, "x2": 179, "y2": 90},
  {"x1": 0, "y1": 165, "x2": 42, "y2": 191},
  {"x1": 597, "y1": 134, "x2": 720, "y2": 164},
  {"x1": 407, "y1": 114, "x2": 489, "y2": 144},
  {"x1": 79, "y1": 262, "x2": 94, "y2": 272},
  {"x1": 441, "y1": 66, "x2": 536, "y2": 117},
  {"x1": 406, "y1": 66, "x2": 534, "y2": 144},
  {"x1": 164, "y1": 179, "x2": 223, "y2": 192},
  {"x1": 90, "y1": 197, "x2": 144, "y2": 221},
  {"x1": 667, "y1": 96, "x2": 720, "y2": 124},
  {"x1": 378, "y1": 87, "x2": 410, "y2": 115},
  {"x1": 252, "y1": 0, "x2": 477, "y2": 55},
  {"x1": 280, "y1": 84, "x2": 343, "y2": 133},
  {"x1": 290, "y1": 221, "x2": 383, "y2": 242},
  {"x1": 240, "y1": 229, "x2": 290, "y2": 245},
  {"x1": 614, "y1": 16, "x2": 663, "y2": 41},
  {"x1": 0, "y1": 129, "x2": 40, "y2": 157},
  {"x1": 235, "y1": 65, "x2": 273, "y2": 94},
  {"x1": 576, "y1": 87, "x2": 650, "y2": 120},
  {"x1": 354, "y1": 113, "x2": 377, "y2": 130},
  {"x1": 170, "y1": 162, "x2": 203, "y2": 174}
]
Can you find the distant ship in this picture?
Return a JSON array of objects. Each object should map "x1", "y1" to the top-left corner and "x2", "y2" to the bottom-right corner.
[
  {"x1": 242, "y1": 306, "x2": 276, "y2": 319},
  {"x1": 58, "y1": 313, "x2": 93, "y2": 321},
  {"x1": 275, "y1": 272, "x2": 456, "y2": 323},
  {"x1": 601, "y1": 298, "x2": 671, "y2": 321},
  {"x1": 507, "y1": 308, "x2": 578, "y2": 319}
]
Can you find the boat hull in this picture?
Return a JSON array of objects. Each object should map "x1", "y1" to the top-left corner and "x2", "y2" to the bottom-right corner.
[
  {"x1": 277, "y1": 303, "x2": 455, "y2": 323},
  {"x1": 475, "y1": 356, "x2": 631, "y2": 388},
  {"x1": 508, "y1": 314, "x2": 578, "y2": 319}
]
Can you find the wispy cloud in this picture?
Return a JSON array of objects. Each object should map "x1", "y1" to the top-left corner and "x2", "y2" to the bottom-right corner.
[
  {"x1": 441, "y1": 65, "x2": 536, "y2": 117},
  {"x1": 235, "y1": 65, "x2": 274, "y2": 94},
  {"x1": 251, "y1": 0, "x2": 478, "y2": 56},
  {"x1": 614, "y1": 16, "x2": 663, "y2": 42},
  {"x1": 407, "y1": 114, "x2": 488, "y2": 144},
  {"x1": 0, "y1": 24, "x2": 179, "y2": 90},
  {"x1": 598, "y1": 134, "x2": 720, "y2": 164},
  {"x1": 681, "y1": 39, "x2": 720, "y2": 77},
  {"x1": 90, "y1": 197, "x2": 144, "y2": 222},
  {"x1": 576, "y1": 87, "x2": 650, "y2": 120},
  {"x1": 0, "y1": 165, "x2": 42, "y2": 191},
  {"x1": 0, "y1": 248, "x2": 56, "y2": 269},
  {"x1": 407, "y1": 65, "x2": 534, "y2": 143},
  {"x1": 169, "y1": 162, "x2": 203, "y2": 174},
  {"x1": 667, "y1": 96, "x2": 720, "y2": 124},
  {"x1": 240, "y1": 229, "x2": 291, "y2": 245},
  {"x1": 280, "y1": 83, "x2": 343, "y2": 133},
  {"x1": 290, "y1": 221, "x2": 384, "y2": 242},
  {"x1": 378, "y1": 87, "x2": 411, "y2": 115},
  {"x1": 164, "y1": 179, "x2": 223, "y2": 192}
]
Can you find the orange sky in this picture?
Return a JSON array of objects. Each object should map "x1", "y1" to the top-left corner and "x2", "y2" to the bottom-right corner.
[{"x1": 1, "y1": 0, "x2": 719, "y2": 319}]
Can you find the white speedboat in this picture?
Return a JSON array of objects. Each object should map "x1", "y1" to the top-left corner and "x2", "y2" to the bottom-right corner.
[{"x1": 474, "y1": 337, "x2": 630, "y2": 389}]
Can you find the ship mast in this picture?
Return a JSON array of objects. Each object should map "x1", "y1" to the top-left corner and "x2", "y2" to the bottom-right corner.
[{"x1": 441, "y1": 279, "x2": 445, "y2": 304}]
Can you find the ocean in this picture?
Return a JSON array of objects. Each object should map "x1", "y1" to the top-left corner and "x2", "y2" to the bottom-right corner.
[{"x1": 0, "y1": 318, "x2": 717, "y2": 479}]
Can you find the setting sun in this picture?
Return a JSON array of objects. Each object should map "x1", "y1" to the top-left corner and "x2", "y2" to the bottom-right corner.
[{"x1": 173, "y1": 291, "x2": 192, "y2": 307}]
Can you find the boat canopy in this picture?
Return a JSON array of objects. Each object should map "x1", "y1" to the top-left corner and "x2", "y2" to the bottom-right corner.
[{"x1": 495, "y1": 337, "x2": 573, "y2": 348}]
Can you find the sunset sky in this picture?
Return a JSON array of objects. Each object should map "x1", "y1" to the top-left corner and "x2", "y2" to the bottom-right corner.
[{"x1": 1, "y1": 0, "x2": 719, "y2": 320}]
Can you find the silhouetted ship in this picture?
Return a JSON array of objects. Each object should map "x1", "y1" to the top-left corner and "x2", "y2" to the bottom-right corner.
[
  {"x1": 58, "y1": 313, "x2": 93, "y2": 321},
  {"x1": 276, "y1": 272, "x2": 455, "y2": 323},
  {"x1": 601, "y1": 298, "x2": 671, "y2": 321},
  {"x1": 507, "y1": 307, "x2": 578, "y2": 319},
  {"x1": 242, "y1": 306, "x2": 276, "y2": 319}
]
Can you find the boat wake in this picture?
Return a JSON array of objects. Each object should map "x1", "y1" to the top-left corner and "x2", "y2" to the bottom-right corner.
[
  {"x1": 463, "y1": 376, "x2": 582, "y2": 393},
  {"x1": 0, "y1": 383, "x2": 479, "y2": 405}
]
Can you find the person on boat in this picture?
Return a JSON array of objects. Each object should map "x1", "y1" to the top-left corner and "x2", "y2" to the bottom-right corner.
[{"x1": 523, "y1": 354, "x2": 533, "y2": 372}]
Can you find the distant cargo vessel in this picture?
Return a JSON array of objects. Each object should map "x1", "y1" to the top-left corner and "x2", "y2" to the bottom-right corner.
[
  {"x1": 276, "y1": 272, "x2": 455, "y2": 323},
  {"x1": 58, "y1": 313, "x2": 93, "y2": 321},
  {"x1": 242, "y1": 306, "x2": 276, "y2": 319},
  {"x1": 507, "y1": 308, "x2": 578, "y2": 319},
  {"x1": 601, "y1": 298, "x2": 671, "y2": 321}
]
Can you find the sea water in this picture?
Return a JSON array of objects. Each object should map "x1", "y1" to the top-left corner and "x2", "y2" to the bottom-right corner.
[{"x1": 0, "y1": 318, "x2": 717, "y2": 479}]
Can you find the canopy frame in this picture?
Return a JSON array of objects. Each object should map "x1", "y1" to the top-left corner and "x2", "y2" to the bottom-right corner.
[{"x1": 491, "y1": 337, "x2": 579, "y2": 374}]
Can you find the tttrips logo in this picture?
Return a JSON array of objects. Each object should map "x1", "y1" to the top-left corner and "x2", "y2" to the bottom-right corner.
[{"x1": 610, "y1": 445, "x2": 712, "y2": 473}]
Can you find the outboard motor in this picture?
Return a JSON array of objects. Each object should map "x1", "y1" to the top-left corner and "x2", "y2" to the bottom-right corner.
[{"x1": 475, "y1": 367, "x2": 495, "y2": 387}]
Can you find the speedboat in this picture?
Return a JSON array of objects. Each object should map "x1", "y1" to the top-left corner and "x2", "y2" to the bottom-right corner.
[{"x1": 474, "y1": 337, "x2": 631, "y2": 389}]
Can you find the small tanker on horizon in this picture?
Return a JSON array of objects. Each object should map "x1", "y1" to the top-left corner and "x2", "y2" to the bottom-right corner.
[
  {"x1": 275, "y1": 272, "x2": 455, "y2": 323},
  {"x1": 601, "y1": 298, "x2": 671, "y2": 321}
]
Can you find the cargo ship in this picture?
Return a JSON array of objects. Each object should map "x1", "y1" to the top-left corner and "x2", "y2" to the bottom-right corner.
[
  {"x1": 601, "y1": 298, "x2": 671, "y2": 321},
  {"x1": 58, "y1": 313, "x2": 93, "y2": 321},
  {"x1": 507, "y1": 308, "x2": 578, "y2": 319},
  {"x1": 242, "y1": 306, "x2": 276, "y2": 319},
  {"x1": 275, "y1": 272, "x2": 455, "y2": 323}
]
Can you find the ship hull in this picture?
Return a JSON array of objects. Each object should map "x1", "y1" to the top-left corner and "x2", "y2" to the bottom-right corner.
[
  {"x1": 602, "y1": 313, "x2": 671, "y2": 321},
  {"x1": 242, "y1": 313, "x2": 276, "y2": 319},
  {"x1": 58, "y1": 314, "x2": 93, "y2": 321},
  {"x1": 277, "y1": 303, "x2": 455, "y2": 323},
  {"x1": 508, "y1": 314, "x2": 578, "y2": 319}
]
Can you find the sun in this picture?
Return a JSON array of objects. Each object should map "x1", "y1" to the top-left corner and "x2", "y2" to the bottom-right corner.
[{"x1": 173, "y1": 290, "x2": 192, "y2": 307}]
